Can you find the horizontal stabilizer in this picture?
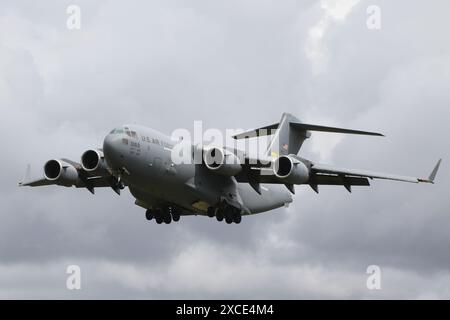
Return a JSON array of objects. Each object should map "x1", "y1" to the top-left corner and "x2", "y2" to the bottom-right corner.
[
  {"x1": 290, "y1": 122, "x2": 384, "y2": 137},
  {"x1": 232, "y1": 123, "x2": 279, "y2": 139},
  {"x1": 231, "y1": 113, "x2": 384, "y2": 157}
]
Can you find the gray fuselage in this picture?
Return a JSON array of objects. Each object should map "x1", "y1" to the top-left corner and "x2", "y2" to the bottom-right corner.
[{"x1": 102, "y1": 125, "x2": 292, "y2": 216}]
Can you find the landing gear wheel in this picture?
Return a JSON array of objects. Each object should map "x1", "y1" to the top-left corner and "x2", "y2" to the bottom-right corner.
[
  {"x1": 225, "y1": 214, "x2": 233, "y2": 224},
  {"x1": 207, "y1": 207, "x2": 215, "y2": 218},
  {"x1": 233, "y1": 212, "x2": 242, "y2": 224},
  {"x1": 145, "y1": 209, "x2": 153, "y2": 221},
  {"x1": 216, "y1": 212, "x2": 224, "y2": 222},
  {"x1": 172, "y1": 213, "x2": 180, "y2": 222},
  {"x1": 155, "y1": 216, "x2": 163, "y2": 224},
  {"x1": 163, "y1": 213, "x2": 172, "y2": 224}
]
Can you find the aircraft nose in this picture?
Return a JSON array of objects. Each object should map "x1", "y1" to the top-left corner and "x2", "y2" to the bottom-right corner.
[{"x1": 103, "y1": 134, "x2": 123, "y2": 168}]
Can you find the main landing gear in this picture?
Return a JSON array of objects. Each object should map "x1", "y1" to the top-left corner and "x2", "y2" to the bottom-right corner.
[
  {"x1": 208, "y1": 206, "x2": 242, "y2": 224},
  {"x1": 146, "y1": 204, "x2": 242, "y2": 225},
  {"x1": 145, "y1": 206, "x2": 181, "y2": 224}
]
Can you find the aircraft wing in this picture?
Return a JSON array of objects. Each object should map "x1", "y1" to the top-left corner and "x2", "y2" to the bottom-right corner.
[
  {"x1": 19, "y1": 175, "x2": 118, "y2": 188},
  {"x1": 19, "y1": 177, "x2": 55, "y2": 187},
  {"x1": 311, "y1": 159, "x2": 441, "y2": 184},
  {"x1": 234, "y1": 157, "x2": 441, "y2": 194},
  {"x1": 19, "y1": 154, "x2": 126, "y2": 195},
  {"x1": 312, "y1": 164, "x2": 418, "y2": 183},
  {"x1": 304, "y1": 159, "x2": 441, "y2": 193}
]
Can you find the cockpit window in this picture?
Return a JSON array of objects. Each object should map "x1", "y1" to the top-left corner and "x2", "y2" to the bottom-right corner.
[
  {"x1": 110, "y1": 128, "x2": 124, "y2": 134},
  {"x1": 109, "y1": 127, "x2": 137, "y2": 137},
  {"x1": 122, "y1": 127, "x2": 138, "y2": 139}
]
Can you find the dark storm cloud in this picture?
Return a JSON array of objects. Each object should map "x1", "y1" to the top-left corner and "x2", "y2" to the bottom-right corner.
[{"x1": 0, "y1": 0, "x2": 449, "y2": 298}]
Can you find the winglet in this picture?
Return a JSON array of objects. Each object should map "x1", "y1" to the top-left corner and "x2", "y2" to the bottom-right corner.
[
  {"x1": 418, "y1": 159, "x2": 441, "y2": 184},
  {"x1": 428, "y1": 159, "x2": 442, "y2": 182}
]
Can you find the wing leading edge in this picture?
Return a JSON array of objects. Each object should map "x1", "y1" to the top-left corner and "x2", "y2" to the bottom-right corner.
[
  {"x1": 19, "y1": 156, "x2": 125, "y2": 195},
  {"x1": 311, "y1": 159, "x2": 442, "y2": 184}
]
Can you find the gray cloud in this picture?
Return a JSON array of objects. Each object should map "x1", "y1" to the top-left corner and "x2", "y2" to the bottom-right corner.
[{"x1": 0, "y1": 0, "x2": 449, "y2": 299}]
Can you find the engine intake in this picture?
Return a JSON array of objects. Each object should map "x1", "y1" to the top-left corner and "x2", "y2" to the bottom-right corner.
[
  {"x1": 203, "y1": 147, "x2": 242, "y2": 176},
  {"x1": 273, "y1": 155, "x2": 309, "y2": 184},
  {"x1": 81, "y1": 149, "x2": 107, "y2": 172},
  {"x1": 44, "y1": 159, "x2": 80, "y2": 186}
]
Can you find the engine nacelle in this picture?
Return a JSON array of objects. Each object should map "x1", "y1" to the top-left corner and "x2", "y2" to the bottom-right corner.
[
  {"x1": 81, "y1": 149, "x2": 108, "y2": 172},
  {"x1": 273, "y1": 155, "x2": 309, "y2": 184},
  {"x1": 203, "y1": 147, "x2": 242, "y2": 176},
  {"x1": 44, "y1": 159, "x2": 80, "y2": 186}
]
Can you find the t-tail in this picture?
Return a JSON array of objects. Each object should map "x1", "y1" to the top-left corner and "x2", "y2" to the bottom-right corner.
[{"x1": 232, "y1": 112, "x2": 384, "y2": 156}]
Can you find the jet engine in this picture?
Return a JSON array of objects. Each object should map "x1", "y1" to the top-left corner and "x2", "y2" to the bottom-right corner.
[
  {"x1": 81, "y1": 149, "x2": 108, "y2": 172},
  {"x1": 203, "y1": 147, "x2": 242, "y2": 176},
  {"x1": 273, "y1": 155, "x2": 309, "y2": 184},
  {"x1": 44, "y1": 159, "x2": 80, "y2": 186}
]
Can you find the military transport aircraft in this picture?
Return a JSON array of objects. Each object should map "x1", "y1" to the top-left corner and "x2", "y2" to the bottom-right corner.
[{"x1": 19, "y1": 113, "x2": 441, "y2": 224}]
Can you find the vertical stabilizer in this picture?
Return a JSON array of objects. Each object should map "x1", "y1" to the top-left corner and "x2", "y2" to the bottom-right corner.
[{"x1": 265, "y1": 113, "x2": 310, "y2": 157}]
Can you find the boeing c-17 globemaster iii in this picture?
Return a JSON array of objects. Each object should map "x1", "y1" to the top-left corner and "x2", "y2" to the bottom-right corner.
[{"x1": 19, "y1": 113, "x2": 441, "y2": 224}]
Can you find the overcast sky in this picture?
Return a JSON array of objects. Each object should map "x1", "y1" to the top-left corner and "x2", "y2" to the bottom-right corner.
[{"x1": 1, "y1": 0, "x2": 449, "y2": 299}]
